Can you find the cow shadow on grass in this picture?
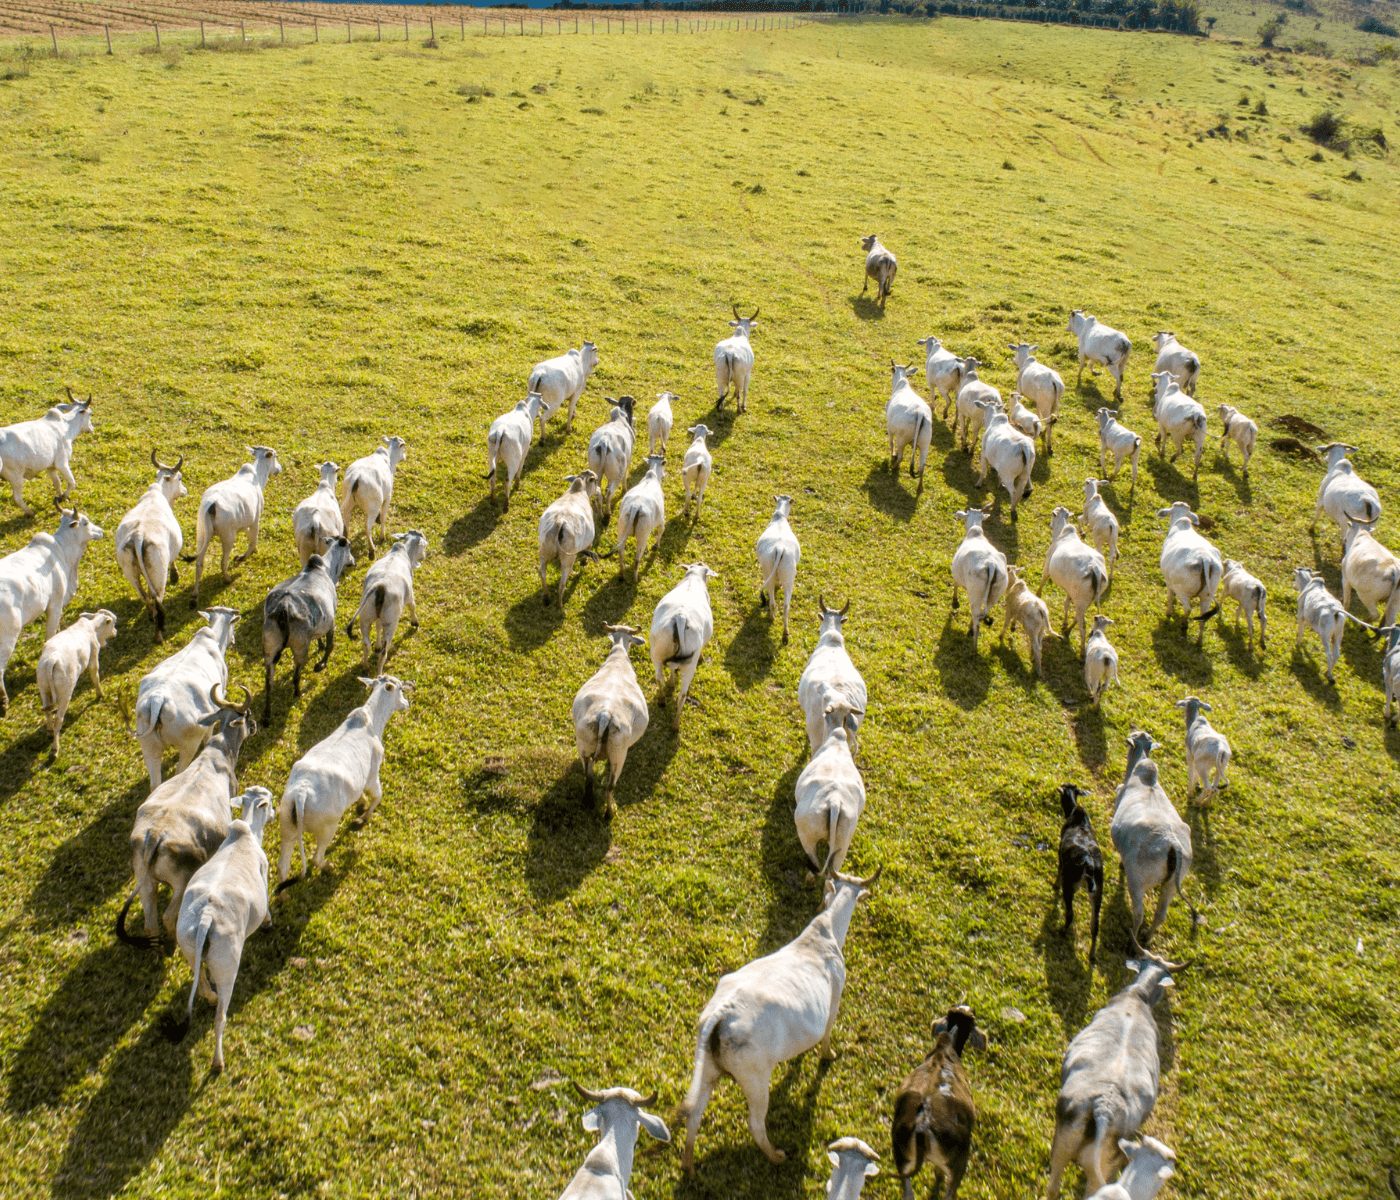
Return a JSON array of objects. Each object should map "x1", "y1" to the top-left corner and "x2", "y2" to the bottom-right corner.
[
  {"x1": 690, "y1": 401, "x2": 737, "y2": 450},
  {"x1": 443, "y1": 493, "x2": 504, "y2": 557},
  {"x1": 1341, "y1": 622, "x2": 1385, "y2": 684},
  {"x1": 524, "y1": 768, "x2": 614, "y2": 903},
  {"x1": 1216, "y1": 619, "x2": 1266, "y2": 679},
  {"x1": 100, "y1": 594, "x2": 203, "y2": 677},
  {"x1": 1150, "y1": 621, "x2": 1213, "y2": 687},
  {"x1": 1288, "y1": 645, "x2": 1342, "y2": 709},
  {"x1": 1143, "y1": 455, "x2": 1200, "y2": 508},
  {"x1": 1186, "y1": 803, "x2": 1222, "y2": 897},
  {"x1": 292, "y1": 664, "x2": 375, "y2": 757},
  {"x1": 46, "y1": 863, "x2": 349, "y2": 1200},
  {"x1": 862, "y1": 461, "x2": 918, "y2": 524},
  {"x1": 28, "y1": 777, "x2": 147, "y2": 931},
  {"x1": 49, "y1": 1020, "x2": 195, "y2": 1200},
  {"x1": 672, "y1": 1057, "x2": 829, "y2": 1198},
  {"x1": 524, "y1": 725, "x2": 679, "y2": 902},
  {"x1": 935, "y1": 612, "x2": 991, "y2": 710},
  {"x1": 850, "y1": 294, "x2": 885, "y2": 322},
  {"x1": 758, "y1": 753, "x2": 816, "y2": 958},
  {"x1": 505, "y1": 586, "x2": 568, "y2": 653},
  {"x1": 1070, "y1": 702, "x2": 1108, "y2": 773},
  {"x1": 0, "y1": 725, "x2": 51, "y2": 810},
  {"x1": 725, "y1": 600, "x2": 779, "y2": 691},
  {"x1": 1036, "y1": 888, "x2": 1094, "y2": 1038},
  {"x1": 5, "y1": 939, "x2": 166, "y2": 1116},
  {"x1": 1216, "y1": 455, "x2": 1252, "y2": 505},
  {"x1": 579, "y1": 571, "x2": 639, "y2": 637}
]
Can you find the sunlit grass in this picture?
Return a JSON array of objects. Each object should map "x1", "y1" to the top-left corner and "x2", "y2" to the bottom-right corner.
[{"x1": 0, "y1": 16, "x2": 1395, "y2": 1200}]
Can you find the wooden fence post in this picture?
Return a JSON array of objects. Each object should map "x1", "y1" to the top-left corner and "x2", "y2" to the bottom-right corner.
[
  {"x1": 240, "y1": 20, "x2": 245, "y2": 42},
  {"x1": 429, "y1": 14, "x2": 435, "y2": 41},
  {"x1": 153, "y1": 22, "x2": 160, "y2": 48},
  {"x1": 313, "y1": 16, "x2": 318, "y2": 41},
  {"x1": 460, "y1": 13, "x2": 465, "y2": 38},
  {"x1": 104, "y1": 22, "x2": 111, "y2": 52},
  {"x1": 374, "y1": 18, "x2": 380, "y2": 41},
  {"x1": 403, "y1": 15, "x2": 408, "y2": 40},
  {"x1": 279, "y1": 18, "x2": 284, "y2": 42},
  {"x1": 199, "y1": 20, "x2": 205, "y2": 47},
  {"x1": 49, "y1": 23, "x2": 57, "y2": 55}
]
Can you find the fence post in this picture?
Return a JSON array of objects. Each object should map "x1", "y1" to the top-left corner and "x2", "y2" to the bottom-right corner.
[
  {"x1": 104, "y1": 22, "x2": 111, "y2": 52},
  {"x1": 199, "y1": 19, "x2": 205, "y2": 46},
  {"x1": 313, "y1": 16, "x2": 318, "y2": 41},
  {"x1": 374, "y1": 18, "x2": 380, "y2": 40},
  {"x1": 429, "y1": 14, "x2": 435, "y2": 41},
  {"x1": 460, "y1": 13, "x2": 465, "y2": 38},
  {"x1": 279, "y1": 18, "x2": 284, "y2": 42},
  {"x1": 403, "y1": 16, "x2": 408, "y2": 39},
  {"x1": 49, "y1": 23, "x2": 57, "y2": 55},
  {"x1": 606, "y1": 16, "x2": 610, "y2": 33},
  {"x1": 240, "y1": 20, "x2": 245, "y2": 42},
  {"x1": 153, "y1": 21, "x2": 160, "y2": 47}
]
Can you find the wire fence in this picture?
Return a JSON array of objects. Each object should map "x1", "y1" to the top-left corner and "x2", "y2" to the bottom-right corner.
[{"x1": 0, "y1": 1, "x2": 834, "y2": 52}]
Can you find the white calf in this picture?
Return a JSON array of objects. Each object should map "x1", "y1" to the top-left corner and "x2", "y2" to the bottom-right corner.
[
  {"x1": 1096, "y1": 409, "x2": 1142, "y2": 493},
  {"x1": 1176, "y1": 696, "x2": 1231, "y2": 804},
  {"x1": 615, "y1": 454, "x2": 666, "y2": 579},
  {"x1": 1217, "y1": 404, "x2": 1257, "y2": 476},
  {"x1": 917, "y1": 336, "x2": 963, "y2": 420},
  {"x1": 349, "y1": 531, "x2": 427, "y2": 672},
  {"x1": 756, "y1": 494, "x2": 800, "y2": 643},
  {"x1": 36, "y1": 609, "x2": 117, "y2": 754},
  {"x1": 715, "y1": 309, "x2": 758, "y2": 413},
  {"x1": 292, "y1": 461, "x2": 343, "y2": 566},
  {"x1": 1082, "y1": 479, "x2": 1120, "y2": 574},
  {"x1": 682, "y1": 424, "x2": 714, "y2": 517},
  {"x1": 1084, "y1": 615, "x2": 1118, "y2": 705},
  {"x1": 1221, "y1": 559, "x2": 1267, "y2": 649},
  {"x1": 486, "y1": 394, "x2": 542, "y2": 512},
  {"x1": 885, "y1": 363, "x2": 932, "y2": 492},
  {"x1": 1010, "y1": 343, "x2": 1065, "y2": 453},
  {"x1": 647, "y1": 390, "x2": 676, "y2": 454},
  {"x1": 341, "y1": 435, "x2": 407, "y2": 554}
]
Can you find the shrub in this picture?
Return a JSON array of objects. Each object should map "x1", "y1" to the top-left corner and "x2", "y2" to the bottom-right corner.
[
  {"x1": 1258, "y1": 13, "x2": 1287, "y2": 46},
  {"x1": 1357, "y1": 14, "x2": 1398, "y2": 35},
  {"x1": 1302, "y1": 108, "x2": 1344, "y2": 146}
]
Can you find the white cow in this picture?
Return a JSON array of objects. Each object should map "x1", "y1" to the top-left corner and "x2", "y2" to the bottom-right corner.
[
  {"x1": 341, "y1": 436, "x2": 407, "y2": 555},
  {"x1": 1151, "y1": 331, "x2": 1200, "y2": 395},
  {"x1": 173, "y1": 786, "x2": 275, "y2": 1073},
  {"x1": 128, "y1": 607, "x2": 240, "y2": 787},
  {"x1": 538, "y1": 473, "x2": 602, "y2": 607},
  {"x1": 756, "y1": 494, "x2": 801, "y2": 643},
  {"x1": 615, "y1": 454, "x2": 666, "y2": 579},
  {"x1": 1082, "y1": 479, "x2": 1120, "y2": 574},
  {"x1": 650, "y1": 563, "x2": 716, "y2": 728},
  {"x1": 916, "y1": 336, "x2": 964, "y2": 419},
  {"x1": 1096, "y1": 409, "x2": 1142, "y2": 493},
  {"x1": 715, "y1": 307, "x2": 758, "y2": 413},
  {"x1": 348, "y1": 530, "x2": 427, "y2": 672},
  {"x1": 485, "y1": 393, "x2": 543, "y2": 513},
  {"x1": 1041, "y1": 506, "x2": 1109, "y2": 653},
  {"x1": 1009, "y1": 343, "x2": 1065, "y2": 453},
  {"x1": 974, "y1": 400, "x2": 1036, "y2": 520},
  {"x1": 954, "y1": 359, "x2": 999, "y2": 456},
  {"x1": 885, "y1": 363, "x2": 932, "y2": 492},
  {"x1": 647, "y1": 390, "x2": 677, "y2": 455},
  {"x1": 794, "y1": 701, "x2": 866, "y2": 875},
  {"x1": 1312, "y1": 443, "x2": 1381, "y2": 540},
  {"x1": 557, "y1": 1085, "x2": 670, "y2": 1200},
  {"x1": 189, "y1": 446, "x2": 282, "y2": 603},
  {"x1": 292, "y1": 461, "x2": 343, "y2": 566},
  {"x1": 530, "y1": 341, "x2": 600, "y2": 437},
  {"x1": 0, "y1": 391, "x2": 94, "y2": 514},
  {"x1": 1068, "y1": 310, "x2": 1131, "y2": 401},
  {"x1": 35, "y1": 608, "x2": 117, "y2": 754},
  {"x1": 0, "y1": 502, "x2": 105, "y2": 714},
  {"x1": 1341, "y1": 521, "x2": 1400, "y2": 627},
  {"x1": 859, "y1": 235, "x2": 897, "y2": 307},
  {"x1": 572, "y1": 625, "x2": 650, "y2": 818},
  {"x1": 1150, "y1": 373, "x2": 1207, "y2": 477},
  {"x1": 1156, "y1": 502, "x2": 1222, "y2": 629},
  {"x1": 587, "y1": 397, "x2": 636, "y2": 517},
  {"x1": 682, "y1": 424, "x2": 714, "y2": 517},
  {"x1": 115, "y1": 450, "x2": 187, "y2": 640},
  {"x1": 277, "y1": 675, "x2": 412, "y2": 883},
  {"x1": 680, "y1": 869, "x2": 881, "y2": 1172},
  {"x1": 799, "y1": 597, "x2": 868, "y2": 756},
  {"x1": 950, "y1": 506, "x2": 1009, "y2": 653}
]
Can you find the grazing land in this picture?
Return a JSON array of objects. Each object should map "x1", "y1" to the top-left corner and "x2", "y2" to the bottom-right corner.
[{"x1": 0, "y1": 12, "x2": 1397, "y2": 1199}]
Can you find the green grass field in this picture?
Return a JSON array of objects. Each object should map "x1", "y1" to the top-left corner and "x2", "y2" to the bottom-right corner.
[{"x1": 0, "y1": 14, "x2": 1397, "y2": 1199}]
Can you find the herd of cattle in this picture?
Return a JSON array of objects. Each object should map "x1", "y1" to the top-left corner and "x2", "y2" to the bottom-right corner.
[{"x1": 0, "y1": 233, "x2": 1395, "y2": 1197}]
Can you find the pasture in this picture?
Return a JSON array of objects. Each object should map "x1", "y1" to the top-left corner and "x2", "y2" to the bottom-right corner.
[{"x1": 0, "y1": 12, "x2": 1397, "y2": 1199}]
